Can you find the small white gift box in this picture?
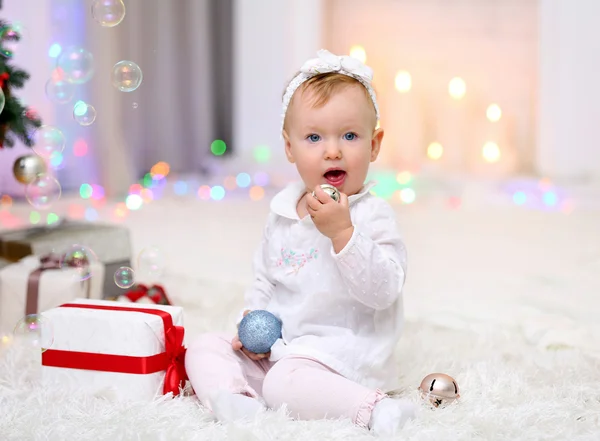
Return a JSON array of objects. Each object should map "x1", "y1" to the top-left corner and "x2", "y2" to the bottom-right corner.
[
  {"x1": 41, "y1": 298, "x2": 187, "y2": 402},
  {"x1": 0, "y1": 255, "x2": 104, "y2": 332}
]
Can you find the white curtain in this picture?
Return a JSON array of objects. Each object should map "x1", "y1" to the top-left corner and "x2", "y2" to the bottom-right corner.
[{"x1": 89, "y1": 0, "x2": 215, "y2": 197}]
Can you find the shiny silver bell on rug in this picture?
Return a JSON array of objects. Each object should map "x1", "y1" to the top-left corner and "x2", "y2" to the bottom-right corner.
[
  {"x1": 313, "y1": 184, "x2": 340, "y2": 202},
  {"x1": 418, "y1": 373, "x2": 460, "y2": 408}
]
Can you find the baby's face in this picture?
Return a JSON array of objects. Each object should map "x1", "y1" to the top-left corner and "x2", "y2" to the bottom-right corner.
[{"x1": 283, "y1": 84, "x2": 383, "y2": 197}]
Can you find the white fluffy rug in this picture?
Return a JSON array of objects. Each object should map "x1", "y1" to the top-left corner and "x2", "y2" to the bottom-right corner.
[
  {"x1": 1, "y1": 182, "x2": 600, "y2": 440},
  {"x1": 1, "y1": 307, "x2": 599, "y2": 441}
]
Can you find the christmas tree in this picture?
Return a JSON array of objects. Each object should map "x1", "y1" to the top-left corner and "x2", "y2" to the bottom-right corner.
[{"x1": 0, "y1": 17, "x2": 42, "y2": 148}]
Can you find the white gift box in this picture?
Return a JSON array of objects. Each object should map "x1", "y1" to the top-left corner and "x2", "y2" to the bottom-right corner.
[
  {"x1": 0, "y1": 255, "x2": 104, "y2": 332},
  {"x1": 41, "y1": 298, "x2": 186, "y2": 402}
]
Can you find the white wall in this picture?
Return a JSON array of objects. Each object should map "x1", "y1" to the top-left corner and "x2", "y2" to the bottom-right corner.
[
  {"x1": 0, "y1": 0, "x2": 54, "y2": 195},
  {"x1": 537, "y1": 0, "x2": 600, "y2": 179},
  {"x1": 231, "y1": 0, "x2": 323, "y2": 182}
]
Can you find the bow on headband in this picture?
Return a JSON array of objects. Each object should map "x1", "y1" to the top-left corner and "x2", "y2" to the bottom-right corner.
[
  {"x1": 300, "y1": 49, "x2": 374, "y2": 84},
  {"x1": 281, "y1": 49, "x2": 380, "y2": 135}
]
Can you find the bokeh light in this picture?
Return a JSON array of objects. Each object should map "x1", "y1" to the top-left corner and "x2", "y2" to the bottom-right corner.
[
  {"x1": 249, "y1": 186, "x2": 265, "y2": 201},
  {"x1": 73, "y1": 139, "x2": 89, "y2": 157},
  {"x1": 48, "y1": 43, "x2": 62, "y2": 58},
  {"x1": 236, "y1": 172, "x2": 251, "y2": 188},
  {"x1": 173, "y1": 181, "x2": 187, "y2": 195},
  {"x1": 224, "y1": 176, "x2": 237, "y2": 190},
  {"x1": 543, "y1": 191, "x2": 557, "y2": 206},
  {"x1": 80, "y1": 183, "x2": 93, "y2": 199},
  {"x1": 448, "y1": 77, "x2": 466, "y2": 100},
  {"x1": 486, "y1": 104, "x2": 502, "y2": 122},
  {"x1": 396, "y1": 171, "x2": 413, "y2": 185},
  {"x1": 427, "y1": 142, "x2": 444, "y2": 160},
  {"x1": 126, "y1": 194, "x2": 143, "y2": 210},
  {"x1": 197, "y1": 185, "x2": 211, "y2": 200},
  {"x1": 349, "y1": 45, "x2": 366, "y2": 63},
  {"x1": 85, "y1": 207, "x2": 99, "y2": 221},
  {"x1": 399, "y1": 188, "x2": 416, "y2": 204},
  {"x1": 211, "y1": 140, "x2": 227, "y2": 156},
  {"x1": 253, "y1": 145, "x2": 271, "y2": 163},
  {"x1": 253, "y1": 172, "x2": 270, "y2": 187},
  {"x1": 513, "y1": 191, "x2": 527, "y2": 205},
  {"x1": 394, "y1": 71, "x2": 412, "y2": 93},
  {"x1": 29, "y1": 211, "x2": 40, "y2": 224},
  {"x1": 46, "y1": 213, "x2": 60, "y2": 225},
  {"x1": 210, "y1": 185, "x2": 225, "y2": 200},
  {"x1": 482, "y1": 141, "x2": 501, "y2": 163},
  {"x1": 150, "y1": 161, "x2": 170, "y2": 178}
]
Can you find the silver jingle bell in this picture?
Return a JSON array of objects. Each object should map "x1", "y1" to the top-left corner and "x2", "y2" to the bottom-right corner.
[
  {"x1": 12, "y1": 155, "x2": 48, "y2": 185},
  {"x1": 418, "y1": 373, "x2": 460, "y2": 408},
  {"x1": 312, "y1": 184, "x2": 340, "y2": 202}
]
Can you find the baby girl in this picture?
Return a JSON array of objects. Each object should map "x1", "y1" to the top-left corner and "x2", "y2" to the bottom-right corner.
[{"x1": 185, "y1": 49, "x2": 416, "y2": 436}]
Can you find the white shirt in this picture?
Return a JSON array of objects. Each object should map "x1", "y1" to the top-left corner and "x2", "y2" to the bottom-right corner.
[{"x1": 242, "y1": 180, "x2": 407, "y2": 390}]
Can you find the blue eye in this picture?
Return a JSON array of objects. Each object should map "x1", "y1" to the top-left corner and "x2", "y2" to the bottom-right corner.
[
  {"x1": 307, "y1": 134, "x2": 321, "y2": 143},
  {"x1": 344, "y1": 132, "x2": 357, "y2": 141}
]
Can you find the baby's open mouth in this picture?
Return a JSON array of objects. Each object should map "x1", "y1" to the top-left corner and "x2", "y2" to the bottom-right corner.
[{"x1": 323, "y1": 169, "x2": 347, "y2": 186}]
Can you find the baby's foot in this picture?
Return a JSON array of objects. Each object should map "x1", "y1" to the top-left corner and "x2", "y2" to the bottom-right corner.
[
  {"x1": 210, "y1": 390, "x2": 266, "y2": 423},
  {"x1": 369, "y1": 397, "x2": 417, "y2": 436}
]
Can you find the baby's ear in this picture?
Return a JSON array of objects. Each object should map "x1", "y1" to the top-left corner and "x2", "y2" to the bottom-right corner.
[
  {"x1": 283, "y1": 130, "x2": 295, "y2": 163},
  {"x1": 370, "y1": 127, "x2": 384, "y2": 162}
]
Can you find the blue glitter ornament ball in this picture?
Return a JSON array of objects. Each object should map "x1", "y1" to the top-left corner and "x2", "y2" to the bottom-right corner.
[{"x1": 238, "y1": 310, "x2": 282, "y2": 354}]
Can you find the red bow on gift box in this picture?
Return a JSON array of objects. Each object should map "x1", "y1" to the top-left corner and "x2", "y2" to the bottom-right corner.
[{"x1": 124, "y1": 284, "x2": 172, "y2": 305}]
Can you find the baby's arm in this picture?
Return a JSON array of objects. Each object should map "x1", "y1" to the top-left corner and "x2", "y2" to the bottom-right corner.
[
  {"x1": 236, "y1": 213, "x2": 277, "y2": 324},
  {"x1": 332, "y1": 199, "x2": 406, "y2": 310}
]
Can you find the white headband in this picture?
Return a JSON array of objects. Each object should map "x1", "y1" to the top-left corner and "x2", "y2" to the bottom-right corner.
[{"x1": 281, "y1": 49, "x2": 380, "y2": 135}]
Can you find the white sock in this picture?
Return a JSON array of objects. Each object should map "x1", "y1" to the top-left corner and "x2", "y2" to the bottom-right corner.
[
  {"x1": 369, "y1": 397, "x2": 417, "y2": 436},
  {"x1": 209, "y1": 390, "x2": 266, "y2": 423}
]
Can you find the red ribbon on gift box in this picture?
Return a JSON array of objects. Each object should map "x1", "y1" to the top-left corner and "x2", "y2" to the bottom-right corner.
[
  {"x1": 41, "y1": 303, "x2": 188, "y2": 396},
  {"x1": 124, "y1": 284, "x2": 172, "y2": 305}
]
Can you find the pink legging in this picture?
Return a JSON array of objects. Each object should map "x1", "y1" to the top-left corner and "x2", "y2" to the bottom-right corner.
[{"x1": 185, "y1": 332, "x2": 386, "y2": 428}]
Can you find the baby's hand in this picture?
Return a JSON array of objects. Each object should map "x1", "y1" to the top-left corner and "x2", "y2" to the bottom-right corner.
[
  {"x1": 232, "y1": 310, "x2": 271, "y2": 361},
  {"x1": 306, "y1": 185, "x2": 353, "y2": 239}
]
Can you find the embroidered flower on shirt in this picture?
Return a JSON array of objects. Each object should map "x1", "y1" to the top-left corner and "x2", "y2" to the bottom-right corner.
[{"x1": 277, "y1": 247, "x2": 319, "y2": 274}]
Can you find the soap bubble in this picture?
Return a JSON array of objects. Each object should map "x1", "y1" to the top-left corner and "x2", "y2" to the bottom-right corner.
[
  {"x1": 0, "y1": 24, "x2": 21, "y2": 58},
  {"x1": 45, "y1": 78, "x2": 75, "y2": 104},
  {"x1": 0, "y1": 88, "x2": 4, "y2": 114},
  {"x1": 137, "y1": 246, "x2": 166, "y2": 278},
  {"x1": 13, "y1": 314, "x2": 54, "y2": 352},
  {"x1": 111, "y1": 60, "x2": 143, "y2": 92},
  {"x1": 60, "y1": 244, "x2": 98, "y2": 281},
  {"x1": 32, "y1": 125, "x2": 66, "y2": 158},
  {"x1": 73, "y1": 101, "x2": 97, "y2": 126},
  {"x1": 114, "y1": 266, "x2": 135, "y2": 289},
  {"x1": 132, "y1": 102, "x2": 138, "y2": 109},
  {"x1": 91, "y1": 0, "x2": 126, "y2": 27},
  {"x1": 25, "y1": 175, "x2": 62, "y2": 209},
  {"x1": 57, "y1": 47, "x2": 95, "y2": 84}
]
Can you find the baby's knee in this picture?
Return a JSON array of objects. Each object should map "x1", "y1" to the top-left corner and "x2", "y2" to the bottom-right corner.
[{"x1": 262, "y1": 359, "x2": 295, "y2": 409}]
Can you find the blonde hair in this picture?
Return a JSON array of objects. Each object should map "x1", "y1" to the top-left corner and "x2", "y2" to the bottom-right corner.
[{"x1": 282, "y1": 72, "x2": 375, "y2": 130}]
